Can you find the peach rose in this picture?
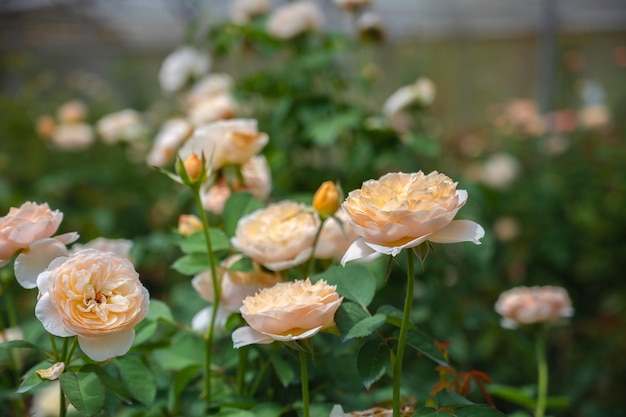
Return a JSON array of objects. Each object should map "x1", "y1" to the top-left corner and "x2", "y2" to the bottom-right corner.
[
  {"x1": 0, "y1": 202, "x2": 63, "y2": 267},
  {"x1": 159, "y1": 46, "x2": 211, "y2": 94},
  {"x1": 178, "y1": 214, "x2": 203, "y2": 237},
  {"x1": 50, "y1": 123, "x2": 95, "y2": 151},
  {"x1": 57, "y1": 100, "x2": 87, "y2": 124},
  {"x1": 185, "y1": 74, "x2": 234, "y2": 108},
  {"x1": 178, "y1": 119, "x2": 269, "y2": 171},
  {"x1": 495, "y1": 286, "x2": 574, "y2": 329},
  {"x1": 70, "y1": 237, "x2": 133, "y2": 260},
  {"x1": 266, "y1": 1, "x2": 324, "y2": 39},
  {"x1": 35, "y1": 249, "x2": 150, "y2": 361},
  {"x1": 341, "y1": 171, "x2": 484, "y2": 264},
  {"x1": 314, "y1": 209, "x2": 359, "y2": 260},
  {"x1": 96, "y1": 109, "x2": 146, "y2": 144},
  {"x1": 146, "y1": 118, "x2": 194, "y2": 168},
  {"x1": 187, "y1": 94, "x2": 238, "y2": 126},
  {"x1": 231, "y1": 201, "x2": 320, "y2": 271},
  {"x1": 232, "y1": 278, "x2": 342, "y2": 348}
]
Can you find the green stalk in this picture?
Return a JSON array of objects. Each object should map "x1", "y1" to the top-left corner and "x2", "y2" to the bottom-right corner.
[
  {"x1": 306, "y1": 218, "x2": 326, "y2": 277},
  {"x1": 393, "y1": 250, "x2": 415, "y2": 417},
  {"x1": 192, "y1": 185, "x2": 220, "y2": 407},
  {"x1": 59, "y1": 382, "x2": 67, "y2": 417},
  {"x1": 299, "y1": 349, "x2": 310, "y2": 417},
  {"x1": 534, "y1": 329, "x2": 548, "y2": 417},
  {"x1": 237, "y1": 346, "x2": 248, "y2": 396}
]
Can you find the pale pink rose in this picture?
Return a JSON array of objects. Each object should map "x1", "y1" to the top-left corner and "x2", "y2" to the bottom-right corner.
[
  {"x1": 231, "y1": 0, "x2": 270, "y2": 23},
  {"x1": 232, "y1": 278, "x2": 343, "y2": 348},
  {"x1": 96, "y1": 109, "x2": 146, "y2": 144},
  {"x1": 0, "y1": 202, "x2": 63, "y2": 267},
  {"x1": 178, "y1": 214, "x2": 203, "y2": 237},
  {"x1": 341, "y1": 171, "x2": 484, "y2": 264},
  {"x1": 188, "y1": 94, "x2": 238, "y2": 126},
  {"x1": 146, "y1": 118, "x2": 193, "y2": 168},
  {"x1": 50, "y1": 123, "x2": 95, "y2": 151},
  {"x1": 578, "y1": 105, "x2": 610, "y2": 129},
  {"x1": 70, "y1": 237, "x2": 133, "y2": 260},
  {"x1": 185, "y1": 74, "x2": 234, "y2": 109},
  {"x1": 479, "y1": 152, "x2": 520, "y2": 189},
  {"x1": 201, "y1": 155, "x2": 272, "y2": 214},
  {"x1": 314, "y1": 209, "x2": 359, "y2": 260},
  {"x1": 231, "y1": 201, "x2": 320, "y2": 271},
  {"x1": 35, "y1": 249, "x2": 149, "y2": 361},
  {"x1": 495, "y1": 286, "x2": 574, "y2": 329},
  {"x1": 266, "y1": 1, "x2": 325, "y2": 39},
  {"x1": 159, "y1": 46, "x2": 211, "y2": 94},
  {"x1": 332, "y1": 0, "x2": 371, "y2": 11},
  {"x1": 503, "y1": 99, "x2": 545, "y2": 135},
  {"x1": 57, "y1": 100, "x2": 87, "y2": 124},
  {"x1": 178, "y1": 119, "x2": 269, "y2": 171},
  {"x1": 383, "y1": 77, "x2": 436, "y2": 119}
]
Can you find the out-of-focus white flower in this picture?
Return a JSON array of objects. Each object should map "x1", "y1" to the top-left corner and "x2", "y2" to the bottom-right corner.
[
  {"x1": 495, "y1": 286, "x2": 574, "y2": 329},
  {"x1": 31, "y1": 381, "x2": 76, "y2": 417},
  {"x1": 96, "y1": 109, "x2": 146, "y2": 144},
  {"x1": 266, "y1": 0, "x2": 325, "y2": 39},
  {"x1": 159, "y1": 46, "x2": 211, "y2": 94},
  {"x1": 146, "y1": 118, "x2": 194, "y2": 168},
  {"x1": 383, "y1": 77, "x2": 436, "y2": 119},
  {"x1": 188, "y1": 94, "x2": 238, "y2": 126},
  {"x1": 578, "y1": 105, "x2": 610, "y2": 129},
  {"x1": 0, "y1": 326, "x2": 23, "y2": 343},
  {"x1": 479, "y1": 152, "x2": 520, "y2": 189},
  {"x1": 231, "y1": 0, "x2": 270, "y2": 23},
  {"x1": 57, "y1": 100, "x2": 88, "y2": 124},
  {"x1": 356, "y1": 11, "x2": 385, "y2": 42},
  {"x1": 332, "y1": 0, "x2": 371, "y2": 12},
  {"x1": 50, "y1": 124, "x2": 95, "y2": 151},
  {"x1": 185, "y1": 74, "x2": 235, "y2": 109},
  {"x1": 493, "y1": 216, "x2": 520, "y2": 242},
  {"x1": 70, "y1": 237, "x2": 133, "y2": 261}
]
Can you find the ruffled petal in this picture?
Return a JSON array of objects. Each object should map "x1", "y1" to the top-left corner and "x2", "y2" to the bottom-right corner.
[
  {"x1": 341, "y1": 238, "x2": 381, "y2": 266},
  {"x1": 232, "y1": 326, "x2": 274, "y2": 348},
  {"x1": 14, "y1": 238, "x2": 69, "y2": 289},
  {"x1": 364, "y1": 234, "x2": 430, "y2": 257},
  {"x1": 427, "y1": 220, "x2": 485, "y2": 245},
  {"x1": 266, "y1": 325, "x2": 323, "y2": 342},
  {"x1": 77, "y1": 330, "x2": 135, "y2": 361},
  {"x1": 55, "y1": 232, "x2": 80, "y2": 245},
  {"x1": 191, "y1": 306, "x2": 231, "y2": 333},
  {"x1": 35, "y1": 293, "x2": 74, "y2": 337}
]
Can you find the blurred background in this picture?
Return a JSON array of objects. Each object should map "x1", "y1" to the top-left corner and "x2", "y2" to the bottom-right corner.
[{"x1": 1, "y1": 1, "x2": 625, "y2": 416}]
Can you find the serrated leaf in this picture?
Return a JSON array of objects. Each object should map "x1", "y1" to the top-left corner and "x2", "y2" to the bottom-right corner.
[
  {"x1": 179, "y1": 229, "x2": 231, "y2": 254},
  {"x1": 454, "y1": 405, "x2": 507, "y2": 416},
  {"x1": 405, "y1": 328, "x2": 447, "y2": 365},
  {"x1": 172, "y1": 253, "x2": 212, "y2": 275},
  {"x1": 16, "y1": 361, "x2": 53, "y2": 394},
  {"x1": 269, "y1": 351, "x2": 295, "y2": 387},
  {"x1": 115, "y1": 356, "x2": 156, "y2": 406},
  {"x1": 79, "y1": 364, "x2": 131, "y2": 403},
  {"x1": 335, "y1": 302, "x2": 369, "y2": 338},
  {"x1": 412, "y1": 408, "x2": 447, "y2": 417},
  {"x1": 60, "y1": 371, "x2": 106, "y2": 417},
  {"x1": 435, "y1": 390, "x2": 474, "y2": 407},
  {"x1": 356, "y1": 340, "x2": 390, "y2": 390},
  {"x1": 223, "y1": 192, "x2": 265, "y2": 237},
  {"x1": 376, "y1": 305, "x2": 404, "y2": 328},
  {"x1": 344, "y1": 314, "x2": 387, "y2": 340},
  {"x1": 313, "y1": 264, "x2": 377, "y2": 307}
]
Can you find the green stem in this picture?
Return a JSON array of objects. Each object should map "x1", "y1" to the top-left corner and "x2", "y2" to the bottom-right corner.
[
  {"x1": 49, "y1": 333, "x2": 59, "y2": 359},
  {"x1": 534, "y1": 329, "x2": 548, "y2": 417},
  {"x1": 249, "y1": 359, "x2": 271, "y2": 397},
  {"x1": 306, "y1": 218, "x2": 326, "y2": 277},
  {"x1": 393, "y1": 250, "x2": 415, "y2": 417},
  {"x1": 237, "y1": 346, "x2": 248, "y2": 396},
  {"x1": 192, "y1": 185, "x2": 220, "y2": 407},
  {"x1": 65, "y1": 337, "x2": 78, "y2": 365},
  {"x1": 59, "y1": 379, "x2": 67, "y2": 417},
  {"x1": 299, "y1": 350, "x2": 310, "y2": 417}
]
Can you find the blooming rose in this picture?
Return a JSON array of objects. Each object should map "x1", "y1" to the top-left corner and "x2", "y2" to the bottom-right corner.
[
  {"x1": 184, "y1": 74, "x2": 234, "y2": 108},
  {"x1": 231, "y1": 201, "x2": 320, "y2": 271},
  {"x1": 191, "y1": 254, "x2": 282, "y2": 332},
  {"x1": 146, "y1": 118, "x2": 193, "y2": 168},
  {"x1": 232, "y1": 278, "x2": 342, "y2": 348},
  {"x1": 159, "y1": 46, "x2": 211, "y2": 94},
  {"x1": 479, "y1": 152, "x2": 521, "y2": 189},
  {"x1": 0, "y1": 202, "x2": 63, "y2": 267},
  {"x1": 70, "y1": 237, "x2": 133, "y2": 260},
  {"x1": 201, "y1": 155, "x2": 272, "y2": 214},
  {"x1": 188, "y1": 94, "x2": 238, "y2": 126},
  {"x1": 231, "y1": 0, "x2": 270, "y2": 23},
  {"x1": 266, "y1": 1, "x2": 325, "y2": 39},
  {"x1": 35, "y1": 249, "x2": 150, "y2": 361},
  {"x1": 57, "y1": 100, "x2": 87, "y2": 124},
  {"x1": 178, "y1": 214, "x2": 203, "y2": 237},
  {"x1": 495, "y1": 286, "x2": 574, "y2": 329},
  {"x1": 341, "y1": 171, "x2": 485, "y2": 264},
  {"x1": 50, "y1": 124, "x2": 95, "y2": 151},
  {"x1": 383, "y1": 77, "x2": 436, "y2": 119},
  {"x1": 314, "y1": 209, "x2": 359, "y2": 260},
  {"x1": 96, "y1": 109, "x2": 146, "y2": 144},
  {"x1": 178, "y1": 119, "x2": 269, "y2": 171}
]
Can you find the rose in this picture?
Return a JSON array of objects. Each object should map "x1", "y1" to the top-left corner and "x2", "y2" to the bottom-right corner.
[
  {"x1": 232, "y1": 278, "x2": 343, "y2": 348},
  {"x1": 266, "y1": 1, "x2": 324, "y2": 39},
  {"x1": 187, "y1": 94, "x2": 238, "y2": 126},
  {"x1": 178, "y1": 119, "x2": 269, "y2": 171},
  {"x1": 35, "y1": 249, "x2": 150, "y2": 361},
  {"x1": 231, "y1": 201, "x2": 320, "y2": 271},
  {"x1": 191, "y1": 254, "x2": 282, "y2": 332},
  {"x1": 341, "y1": 171, "x2": 485, "y2": 264},
  {"x1": 70, "y1": 237, "x2": 133, "y2": 260},
  {"x1": 185, "y1": 74, "x2": 234, "y2": 109},
  {"x1": 0, "y1": 202, "x2": 63, "y2": 267},
  {"x1": 230, "y1": 0, "x2": 270, "y2": 23},
  {"x1": 146, "y1": 118, "x2": 193, "y2": 168},
  {"x1": 96, "y1": 109, "x2": 146, "y2": 144},
  {"x1": 57, "y1": 100, "x2": 87, "y2": 124},
  {"x1": 495, "y1": 286, "x2": 574, "y2": 329},
  {"x1": 314, "y1": 209, "x2": 359, "y2": 260},
  {"x1": 312, "y1": 181, "x2": 341, "y2": 218},
  {"x1": 383, "y1": 77, "x2": 436, "y2": 119},
  {"x1": 50, "y1": 124, "x2": 95, "y2": 151},
  {"x1": 159, "y1": 46, "x2": 211, "y2": 93}
]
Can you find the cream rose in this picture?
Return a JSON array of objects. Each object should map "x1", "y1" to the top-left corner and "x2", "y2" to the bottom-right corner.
[
  {"x1": 231, "y1": 201, "x2": 320, "y2": 271},
  {"x1": 266, "y1": 1, "x2": 324, "y2": 39},
  {"x1": 341, "y1": 171, "x2": 484, "y2": 264},
  {"x1": 495, "y1": 286, "x2": 574, "y2": 329},
  {"x1": 96, "y1": 109, "x2": 146, "y2": 144},
  {"x1": 188, "y1": 94, "x2": 238, "y2": 126},
  {"x1": 159, "y1": 46, "x2": 211, "y2": 94},
  {"x1": 35, "y1": 249, "x2": 150, "y2": 361},
  {"x1": 232, "y1": 278, "x2": 343, "y2": 348},
  {"x1": 146, "y1": 118, "x2": 194, "y2": 168},
  {"x1": 0, "y1": 202, "x2": 63, "y2": 267},
  {"x1": 178, "y1": 119, "x2": 269, "y2": 171},
  {"x1": 314, "y1": 209, "x2": 359, "y2": 260},
  {"x1": 70, "y1": 237, "x2": 133, "y2": 260},
  {"x1": 50, "y1": 123, "x2": 95, "y2": 151}
]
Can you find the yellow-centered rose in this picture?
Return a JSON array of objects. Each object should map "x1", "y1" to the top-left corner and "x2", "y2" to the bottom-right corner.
[{"x1": 341, "y1": 171, "x2": 484, "y2": 264}]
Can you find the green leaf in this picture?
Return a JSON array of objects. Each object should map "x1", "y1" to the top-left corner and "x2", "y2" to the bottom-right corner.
[
  {"x1": 145, "y1": 299, "x2": 175, "y2": 323},
  {"x1": 180, "y1": 229, "x2": 231, "y2": 254},
  {"x1": 412, "y1": 408, "x2": 447, "y2": 417},
  {"x1": 269, "y1": 351, "x2": 295, "y2": 387},
  {"x1": 168, "y1": 364, "x2": 202, "y2": 412},
  {"x1": 335, "y1": 302, "x2": 369, "y2": 339},
  {"x1": 313, "y1": 264, "x2": 377, "y2": 307},
  {"x1": 356, "y1": 340, "x2": 390, "y2": 390},
  {"x1": 376, "y1": 305, "x2": 404, "y2": 328},
  {"x1": 306, "y1": 111, "x2": 361, "y2": 147},
  {"x1": 213, "y1": 409, "x2": 256, "y2": 417},
  {"x1": 344, "y1": 314, "x2": 387, "y2": 340},
  {"x1": 249, "y1": 402, "x2": 284, "y2": 417},
  {"x1": 435, "y1": 390, "x2": 474, "y2": 407},
  {"x1": 115, "y1": 356, "x2": 156, "y2": 406},
  {"x1": 487, "y1": 383, "x2": 534, "y2": 409},
  {"x1": 60, "y1": 371, "x2": 106, "y2": 417},
  {"x1": 406, "y1": 133, "x2": 440, "y2": 158},
  {"x1": 79, "y1": 364, "x2": 131, "y2": 403},
  {"x1": 0, "y1": 340, "x2": 49, "y2": 356},
  {"x1": 223, "y1": 192, "x2": 265, "y2": 237},
  {"x1": 405, "y1": 328, "x2": 447, "y2": 365},
  {"x1": 454, "y1": 406, "x2": 507, "y2": 416},
  {"x1": 172, "y1": 252, "x2": 212, "y2": 275},
  {"x1": 16, "y1": 361, "x2": 53, "y2": 394},
  {"x1": 133, "y1": 320, "x2": 158, "y2": 346},
  {"x1": 152, "y1": 334, "x2": 204, "y2": 371}
]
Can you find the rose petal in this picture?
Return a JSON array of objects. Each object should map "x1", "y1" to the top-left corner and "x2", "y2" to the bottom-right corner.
[
  {"x1": 265, "y1": 325, "x2": 323, "y2": 342},
  {"x1": 55, "y1": 232, "x2": 80, "y2": 245},
  {"x1": 427, "y1": 220, "x2": 485, "y2": 245},
  {"x1": 191, "y1": 306, "x2": 231, "y2": 333},
  {"x1": 364, "y1": 234, "x2": 431, "y2": 257},
  {"x1": 232, "y1": 326, "x2": 274, "y2": 348},
  {"x1": 14, "y1": 238, "x2": 69, "y2": 289},
  {"x1": 341, "y1": 238, "x2": 380, "y2": 265},
  {"x1": 35, "y1": 293, "x2": 74, "y2": 337},
  {"x1": 77, "y1": 330, "x2": 135, "y2": 361}
]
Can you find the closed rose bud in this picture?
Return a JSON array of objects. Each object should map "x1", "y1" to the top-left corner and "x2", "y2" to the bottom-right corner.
[
  {"x1": 184, "y1": 154, "x2": 203, "y2": 182},
  {"x1": 313, "y1": 181, "x2": 341, "y2": 217},
  {"x1": 178, "y1": 214, "x2": 203, "y2": 236}
]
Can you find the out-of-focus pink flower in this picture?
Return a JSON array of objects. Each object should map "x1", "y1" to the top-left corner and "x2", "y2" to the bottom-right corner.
[
  {"x1": 57, "y1": 100, "x2": 88, "y2": 124},
  {"x1": 495, "y1": 285, "x2": 574, "y2": 329},
  {"x1": 146, "y1": 118, "x2": 194, "y2": 168},
  {"x1": 479, "y1": 152, "x2": 521, "y2": 190},
  {"x1": 96, "y1": 109, "x2": 146, "y2": 144},
  {"x1": 50, "y1": 124, "x2": 95, "y2": 151},
  {"x1": 178, "y1": 214, "x2": 203, "y2": 237},
  {"x1": 159, "y1": 47, "x2": 211, "y2": 94},
  {"x1": 266, "y1": 1, "x2": 325, "y2": 39}
]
